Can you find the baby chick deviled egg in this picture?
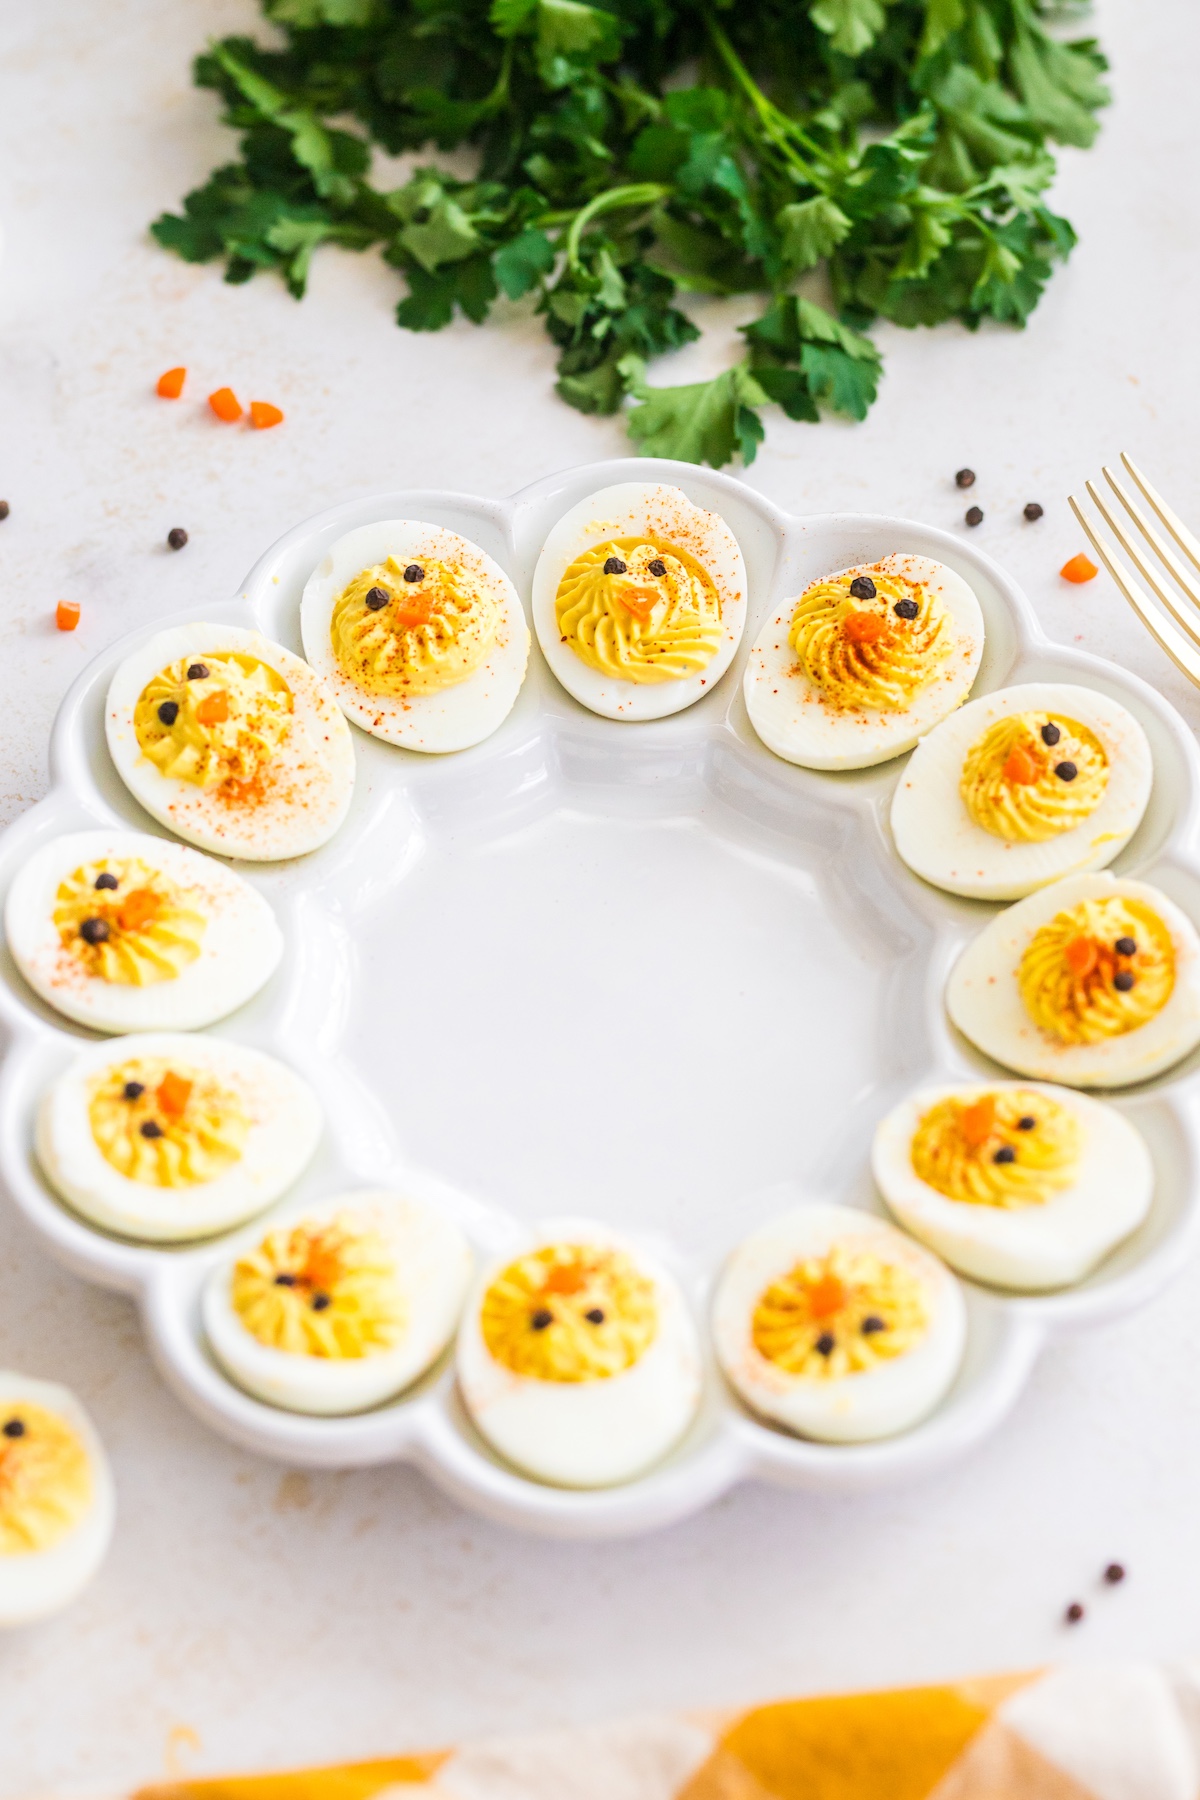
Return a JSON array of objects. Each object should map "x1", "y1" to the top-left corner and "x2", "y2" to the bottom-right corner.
[
  {"x1": 873, "y1": 1082, "x2": 1153, "y2": 1290},
  {"x1": 457, "y1": 1224, "x2": 702, "y2": 1487},
  {"x1": 892, "y1": 683, "x2": 1153, "y2": 900},
  {"x1": 36, "y1": 1032, "x2": 321, "y2": 1241},
  {"x1": 745, "y1": 554, "x2": 984, "y2": 770},
  {"x1": 300, "y1": 521, "x2": 530, "y2": 752},
  {"x1": 204, "y1": 1187, "x2": 473, "y2": 1415},
  {"x1": 713, "y1": 1204, "x2": 965, "y2": 1442},
  {"x1": 0, "y1": 1372, "x2": 114, "y2": 1627},
  {"x1": 5, "y1": 830, "x2": 282, "y2": 1033},
  {"x1": 531, "y1": 483, "x2": 747, "y2": 721},
  {"x1": 947, "y1": 871, "x2": 1200, "y2": 1087},
  {"x1": 106, "y1": 623, "x2": 354, "y2": 860}
]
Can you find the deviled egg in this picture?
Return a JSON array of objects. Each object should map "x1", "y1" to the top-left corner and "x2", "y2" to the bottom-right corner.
[
  {"x1": 106, "y1": 623, "x2": 354, "y2": 860},
  {"x1": 892, "y1": 683, "x2": 1153, "y2": 900},
  {"x1": 0, "y1": 1372, "x2": 115, "y2": 1627},
  {"x1": 36, "y1": 1032, "x2": 321, "y2": 1241},
  {"x1": 5, "y1": 830, "x2": 282, "y2": 1033},
  {"x1": 300, "y1": 521, "x2": 530, "y2": 752},
  {"x1": 713, "y1": 1204, "x2": 965, "y2": 1442},
  {"x1": 873, "y1": 1082, "x2": 1153, "y2": 1290},
  {"x1": 531, "y1": 483, "x2": 747, "y2": 721},
  {"x1": 457, "y1": 1224, "x2": 702, "y2": 1487},
  {"x1": 204, "y1": 1187, "x2": 473, "y2": 1415},
  {"x1": 947, "y1": 871, "x2": 1200, "y2": 1087},
  {"x1": 744, "y1": 554, "x2": 984, "y2": 770}
]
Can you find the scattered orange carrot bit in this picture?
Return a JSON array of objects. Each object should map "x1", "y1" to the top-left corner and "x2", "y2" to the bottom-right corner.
[
  {"x1": 807, "y1": 1273, "x2": 847, "y2": 1320},
  {"x1": 157, "y1": 1072, "x2": 193, "y2": 1118},
  {"x1": 56, "y1": 600, "x2": 80, "y2": 632},
  {"x1": 960, "y1": 1096, "x2": 997, "y2": 1149},
  {"x1": 1065, "y1": 935, "x2": 1099, "y2": 977},
  {"x1": 195, "y1": 690, "x2": 230, "y2": 726},
  {"x1": 1002, "y1": 744, "x2": 1040, "y2": 786},
  {"x1": 249, "y1": 400, "x2": 284, "y2": 430},
  {"x1": 156, "y1": 366, "x2": 187, "y2": 399},
  {"x1": 1061, "y1": 553, "x2": 1099, "y2": 584},
  {"x1": 118, "y1": 889, "x2": 160, "y2": 932},
  {"x1": 842, "y1": 611, "x2": 888, "y2": 645},
  {"x1": 208, "y1": 387, "x2": 242, "y2": 423}
]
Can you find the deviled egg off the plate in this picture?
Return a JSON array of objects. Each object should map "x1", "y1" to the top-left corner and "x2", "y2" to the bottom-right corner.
[
  {"x1": 106, "y1": 624, "x2": 354, "y2": 860},
  {"x1": 300, "y1": 521, "x2": 530, "y2": 752},
  {"x1": 712, "y1": 1204, "x2": 965, "y2": 1442},
  {"x1": 892, "y1": 683, "x2": 1153, "y2": 900},
  {"x1": 0, "y1": 1372, "x2": 115, "y2": 1627},
  {"x1": 36, "y1": 1032, "x2": 321, "y2": 1241},
  {"x1": 744, "y1": 554, "x2": 984, "y2": 770},
  {"x1": 5, "y1": 830, "x2": 282, "y2": 1033},
  {"x1": 531, "y1": 483, "x2": 747, "y2": 721},
  {"x1": 873, "y1": 1083, "x2": 1153, "y2": 1290},
  {"x1": 204, "y1": 1188, "x2": 473, "y2": 1415},
  {"x1": 947, "y1": 871, "x2": 1200, "y2": 1087},
  {"x1": 457, "y1": 1223, "x2": 702, "y2": 1487}
]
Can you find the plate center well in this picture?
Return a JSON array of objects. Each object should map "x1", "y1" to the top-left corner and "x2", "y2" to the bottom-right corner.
[{"x1": 343, "y1": 799, "x2": 911, "y2": 1260}]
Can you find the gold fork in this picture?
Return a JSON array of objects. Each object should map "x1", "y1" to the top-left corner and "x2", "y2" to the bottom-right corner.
[{"x1": 1068, "y1": 454, "x2": 1200, "y2": 688}]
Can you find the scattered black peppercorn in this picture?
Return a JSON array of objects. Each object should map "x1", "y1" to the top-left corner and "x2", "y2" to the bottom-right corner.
[
  {"x1": 965, "y1": 506, "x2": 984, "y2": 527},
  {"x1": 167, "y1": 527, "x2": 188, "y2": 551},
  {"x1": 2, "y1": 1417, "x2": 25, "y2": 1438},
  {"x1": 123, "y1": 1081, "x2": 145, "y2": 1101},
  {"x1": 79, "y1": 917, "x2": 111, "y2": 945},
  {"x1": 531, "y1": 1308, "x2": 553, "y2": 1330},
  {"x1": 1041, "y1": 722, "x2": 1061, "y2": 746},
  {"x1": 1017, "y1": 1115, "x2": 1037, "y2": 1131},
  {"x1": 187, "y1": 663, "x2": 209, "y2": 680},
  {"x1": 1114, "y1": 970, "x2": 1136, "y2": 992},
  {"x1": 311, "y1": 1292, "x2": 331, "y2": 1311},
  {"x1": 1104, "y1": 1562, "x2": 1126, "y2": 1585},
  {"x1": 849, "y1": 575, "x2": 877, "y2": 600},
  {"x1": 1055, "y1": 761, "x2": 1078, "y2": 782},
  {"x1": 1024, "y1": 503, "x2": 1044, "y2": 522},
  {"x1": 648, "y1": 559, "x2": 667, "y2": 577},
  {"x1": 603, "y1": 556, "x2": 628, "y2": 576},
  {"x1": 0, "y1": 501, "x2": 10, "y2": 520},
  {"x1": 1115, "y1": 937, "x2": 1137, "y2": 957},
  {"x1": 815, "y1": 1332, "x2": 836, "y2": 1356},
  {"x1": 273, "y1": 1273, "x2": 297, "y2": 1287},
  {"x1": 94, "y1": 871, "x2": 119, "y2": 891},
  {"x1": 585, "y1": 1307, "x2": 605, "y2": 1324},
  {"x1": 893, "y1": 598, "x2": 919, "y2": 620},
  {"x1": 140, "y1": 1120, "x2": 164, "y2": 1139},
  {"x1": 364, "y1": 586, "x2": 390, "y2": 611},
  {"x1": 1065, "y1": 1602, "x2": 1085, "y2": 1624},
  {"x1": 993, "y1": 1145, "x2": 1016, "y2": 1164},
  {"x1": 955, "y1": 469, "x2": 976, "y2": 489},
  {"x1": 403, "y1": 564, "x2": 424, "y2": 582},
  {"x1": 861, "y1": 1316, "x2": 885, "y2": 1335},
  {"x1": 157, "y1": 700, "x2": 179, "y2": 726}
]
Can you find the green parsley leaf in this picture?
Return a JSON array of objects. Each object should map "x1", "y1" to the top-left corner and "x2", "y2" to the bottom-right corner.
[
  {"x1": 623, "y1": 359, "x2": 769, "y2": 467},
  {"x1": 810, "y1": 0, "x2": 891, "y2": 57},
  {"x1": 494, "y1": 227, "x2": 557, "y2": 299},
  {"x1": 777, "y1": 196, "x2": 852, "y2": 273}
]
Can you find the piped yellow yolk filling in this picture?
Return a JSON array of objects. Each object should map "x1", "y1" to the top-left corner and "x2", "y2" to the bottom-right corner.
[
  {"x1": 751, "y1": 1245, "x2": 928, "y2": 1380},
  {"x1": 789, "y1": 568, "x2": 950, "y2": 711},
  {"x1": 0, "y1": 1404, "x2": 93, "y2": 1556},
  {"x1": 88, "y1": 1057, "x2": 248, "y2": 1187},
  {"x1": 1018, "y1": 894, "x2": 1174, "y2": 1044},
  {"x1": 330, "y1": 555, "x2": 500, "y2": 698},
  {"x1": 481, "y1": 1243, "x2": 658, "y2": 1382},
  {"x1": 53, "y1": 857, "x2": 206, "y2": 986},
  {"x1": 911, "y1": 1089, "x2": 1082, "y2": 1208},
  {"x1": 554, "y1": 538, "x2": 722, "y2": 685},
  {"x1": 232, "y1": 1214, "x2": 406, "y2": 1359},
  {"x1": 961, "y1": 712, "x2": 1109, "y2": 842},
  {"x1": 134, "y1": 653, "x2": 293, "y2": 791}
]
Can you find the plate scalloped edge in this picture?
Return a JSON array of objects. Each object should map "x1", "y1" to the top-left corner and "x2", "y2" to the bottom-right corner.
[{"x1": 3, "y1": 456, "x2": 1200, "y2": 1541}]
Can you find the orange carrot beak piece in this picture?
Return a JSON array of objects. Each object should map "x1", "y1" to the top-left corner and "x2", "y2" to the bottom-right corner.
[
  {"x1": 156, "y1": 1072, "x2": 193, "y2": 1118},
  {"x1": 808, "y1": 1273, "x2": 847, "y2": 1320},
  {"x1": 842, "y1": 611, "x2": 887, "y2": 645},
  {"x1": 195, "y1": 690, "x2": 230, "y2": 726},
  {"x1": 1065, "y1": 935, "x2": 1099, "y2": 976},
  {"x1": 118, "y1": 889, "x2": 160, "y2": 932},
  {"x1": 1002, "y1": 745, "x2": 1040, "y2": 785},
  {"x1": 960, "y1": 1096, "x2": 996, "y2": 1148}
]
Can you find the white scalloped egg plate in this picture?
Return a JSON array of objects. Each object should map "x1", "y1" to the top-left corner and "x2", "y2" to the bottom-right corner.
[{"x1": 3, "y1": 457, "x2": 1200, "y2": 1540}]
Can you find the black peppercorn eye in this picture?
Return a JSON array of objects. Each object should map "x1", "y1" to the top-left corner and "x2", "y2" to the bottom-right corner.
[
  {"x1": 1, "y1": 1417, "x2": 25, "y2": 1439},
  {"x1": 815, "y1": 1331, "x2": 836, "y2": 1357},
  {"x1": 647, "y1": 559, "x2": 667, "y2": 577},
  {"x1": 1017, "y1": 1115, "x2": 1037, "y2": 1131},
  {"x1": 603, "y1": 556, "x2": 628, "y2": 576},
  {"x1": 140, "y1": 1120, "x2": 163, "y2": 1139},
  {"x1": 273, "y1": 1273, "x2": 297, "y2": 1287},
  {"x1": 993, "y1": 1145, "x2": 1016, "y2": 1164},
  {"x1": 187, "y1": 663, "x2": 209, "y2": 681},
  {"x1": 1114, "y1": 937, "x2": 1137, "y2": 957},
  {"x1": 849, "y1": 575, "x2": 877, "y2": 601},
  {"x1": 123, "y1": 1081, "x2": 145, "y2": 1101},
  {"x1": 403, "y1": 564, "x2": 424, "y2": 583},
  {"x1": 157, "y1": 700, "x2": 180, "y2": 727},
  {"x1": 94, "y1": 871, "x2": 119, "y2": 891},
  {"x1": 1114, "y1": 970, "x2": 1136, "y2": 992},
  {"x1": 893, "y1": 598, "x2": 919, "y2": 620},
  {"x1": 584, "y1": 1307, "x2": 605, "y2": 1324},
  {"x1": 79, "y1": 917, "x2": 111, "y2": 945},
  {"x1": 531, "y1": 1308, "x2": 553, "y2": 1330},
  {"x1": 1054, "y1": 761, "x2": 1078, "y2": 782},
  {"x1": 861, "y1": 1315, "x2": 886, "y2": 1335},
  {"x1": 364, "y1": 586, "x2": 390, "y2": 611},
  {"x1": 1040, "y1": 722, "x2": 1061, "y2": 746},
  {"x1": 311, "y1": 1292, "x2": 331, "y2": 1311}
]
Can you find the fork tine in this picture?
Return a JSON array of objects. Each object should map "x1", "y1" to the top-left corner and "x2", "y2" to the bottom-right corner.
[
  {"x1": 1084, "y1": 478, "x2": 1200, "y2": 650},
  {"x1": 1068, "y1": 492, "x2": 1200, "y2": 690},
  {"x1": 1102, "y1": 463, "x2": 1200, "y2": 616},
  {"x1": 1120, "y1": 453, "x2": 1200, "y2": 577}
]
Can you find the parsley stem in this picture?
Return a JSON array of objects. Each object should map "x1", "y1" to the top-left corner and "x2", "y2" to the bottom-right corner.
[
  {"x1": 564, "y1": 183, "x2": 669, "y2": 270},
  {"x1": 705, "y1": 17, "x2": 831, "y2": 186}
]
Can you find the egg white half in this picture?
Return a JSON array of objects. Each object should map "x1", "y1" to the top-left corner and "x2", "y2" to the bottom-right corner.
[
  {"x1": 0, "y1": 1372, "x2": 115, "y2": 1628},
  {"x1": 891, "y1": 683, "x2": 1153, "y2": 900},
  {"x1": 946, "y1": 871, "x2": 1200, "y2": 1088},
  {"x1": 457, "y1": 1219, "x2": 703, "y2": 1487},
  {"x1": 5, "y1": 830, "x2": 283, "y2": 1033},
  {"x1": 744, "y1": 554, "x2": 985, "y2": 770},
  {"x1": 300, "y1": 521, "x2": 530, "y2": 752},
  {"x1": 531, "y1": 483, "x2": 748, "y2": 721},
  {"x1": 203, "y1": 1186, "x2": 474, "y2": 1415},
  {"x1": 712, "y1": 1203, "x2": 966, "y2": 1442},
  {"x1": 106, "y1": 623, "x2": 355, "y2": 861},
  {"x1": 873, "y1": 1082, "x2": 1154, "y2": 1290},
  {"x1": 36, "y1": 1032, "x2": 322, "y2": 1242}
]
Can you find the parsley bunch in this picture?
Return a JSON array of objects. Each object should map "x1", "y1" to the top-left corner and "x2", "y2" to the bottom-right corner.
[{"x1": 153, "y1": 0, "x2": 1107, "y2": 466}]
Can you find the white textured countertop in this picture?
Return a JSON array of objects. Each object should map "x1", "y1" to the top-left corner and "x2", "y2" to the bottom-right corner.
[{"x1": 3, "y1": 1, "x2": 1200, "y2": 1792}]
